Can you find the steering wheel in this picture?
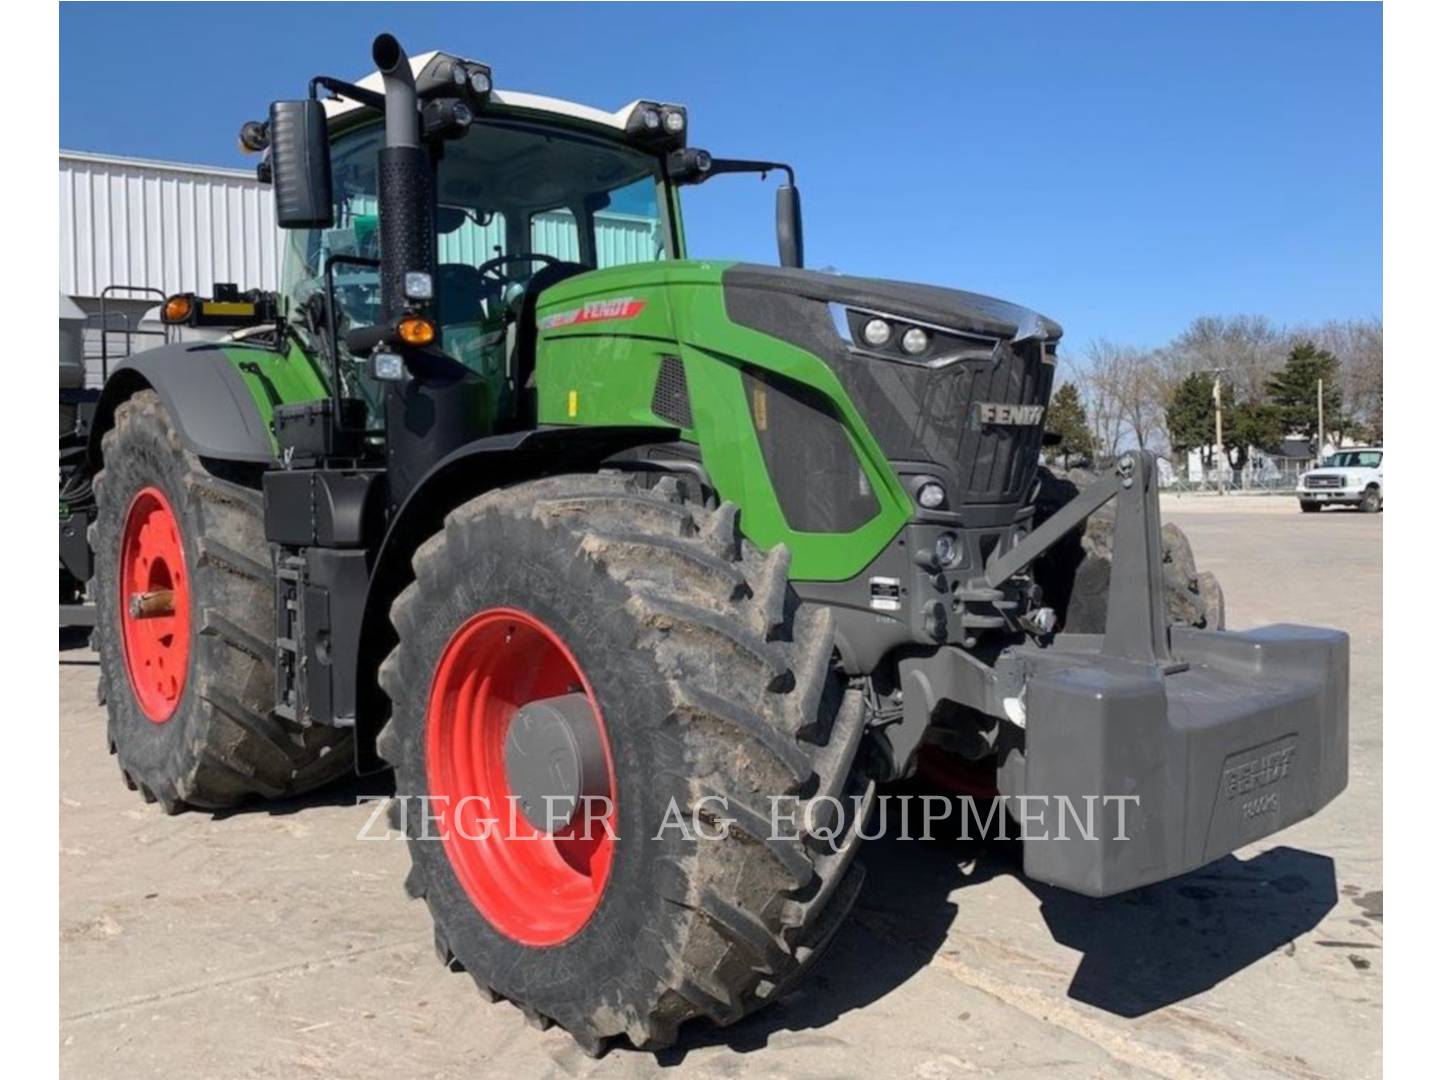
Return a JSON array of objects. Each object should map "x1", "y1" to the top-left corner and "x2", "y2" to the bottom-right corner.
[{"x1": 476, "y1": 252, "x2": 563, "y2": 288}]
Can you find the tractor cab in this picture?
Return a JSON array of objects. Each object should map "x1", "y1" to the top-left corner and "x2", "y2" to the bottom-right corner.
[{"x1": 266, "y1": 44, "x2": 705, "y2": 446}]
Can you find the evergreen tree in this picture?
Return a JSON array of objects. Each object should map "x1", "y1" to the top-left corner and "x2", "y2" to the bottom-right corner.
[
  {"x1": 1044, "y1": 382, "x2": 1093, "y2": 467},
  {"x1": 1266, "y1": 341, "x2": 1343, "y2": 441},
  {"x1": 1166, "y1": 372, "x2": 1222, "y2": 468},
  {"x1": 1225, "y1": 400, "x2": 1283, "y2": 469}
]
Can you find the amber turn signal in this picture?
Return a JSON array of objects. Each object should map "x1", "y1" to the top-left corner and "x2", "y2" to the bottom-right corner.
[
  {"x1": 396, "y1": 316, "x2": 436, "y2": 346},
  {"x1": 162, "y1": 295, "x2": 193, "y2": 324}
]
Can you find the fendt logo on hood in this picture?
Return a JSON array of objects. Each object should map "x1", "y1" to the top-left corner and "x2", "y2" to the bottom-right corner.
[
  {"x1": 538, "y1": 297, "x2": 647, "y2": 331},
  {"x1": 976, "y1": 403, "x2": 1045, "y2": 426}
]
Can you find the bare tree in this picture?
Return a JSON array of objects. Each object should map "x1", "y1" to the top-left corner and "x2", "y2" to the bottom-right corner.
[
  {"x1": 1064, "y1": 314, "x2": 1380, "y2": 467},
  {"x1": 1165, "y1": 315, "x2": 1287, "y2": 403},
  {"x1": 1294, "y1": 318, "x2": 1383, "y2": 441},
  {"x1": 1118, "y1": 348, "x2": 1169, "y2": 453},
  {"x1": 1073, "y1": 339, "x2": 1127, "y2": 460},
  {"x1": 1073, "y1": 339, "x2": 1167, "y2": 457}
]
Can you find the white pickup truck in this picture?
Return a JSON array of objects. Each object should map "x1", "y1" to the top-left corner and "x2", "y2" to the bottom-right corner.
[{"x1": 1297, "y1": 447, "x2": 1383, "y2": 512}]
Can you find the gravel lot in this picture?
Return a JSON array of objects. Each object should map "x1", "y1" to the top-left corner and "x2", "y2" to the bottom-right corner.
[{"x1": 59, "y1": 496, "x2": 1381, "y2": 1079}]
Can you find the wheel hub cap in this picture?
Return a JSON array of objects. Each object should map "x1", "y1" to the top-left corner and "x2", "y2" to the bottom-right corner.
[
  {"x1": 504, "y1": 692, "x2": 609, "y2": 832},
  {"x1": 119, "y1": 486, "x2": 190, "y2": 723}
]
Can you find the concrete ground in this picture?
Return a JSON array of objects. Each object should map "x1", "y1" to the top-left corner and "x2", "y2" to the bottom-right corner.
[{"x1": 59, "y1": 497, "x2": 1381, "y2": 1079}]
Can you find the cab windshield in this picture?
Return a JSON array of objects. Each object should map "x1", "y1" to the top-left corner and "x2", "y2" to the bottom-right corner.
[
  {"x1": 1322, "y1": 450, "x2": 1382, "y2": 468},
  {"x1": 282, "y1": 117, "x2": 675, "y2": 418}
]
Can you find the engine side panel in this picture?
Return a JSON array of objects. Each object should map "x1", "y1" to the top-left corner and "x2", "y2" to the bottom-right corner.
[{"x1": 532, "y1": 262, "x2": 914, "y2": 582}]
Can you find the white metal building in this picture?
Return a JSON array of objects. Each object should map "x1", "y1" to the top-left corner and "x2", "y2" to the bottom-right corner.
[
  {"x1": 60, "y1": 149, "x2": 280, "y2": 300},
  {"x1": 59, "y1": 150, "x2": 281, "y2": 384}
]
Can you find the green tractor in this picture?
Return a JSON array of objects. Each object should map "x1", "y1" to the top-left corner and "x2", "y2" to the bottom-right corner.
[{"x1": 85, "y1": 35, "x2": 1349, "y2": 1054}]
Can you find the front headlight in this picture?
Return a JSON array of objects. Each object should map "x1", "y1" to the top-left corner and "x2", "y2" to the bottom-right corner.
[
  {"x1": 830, "y1": 304, "x2": 999, "y2": 368},
  {"x1": 862, "y1": 318, "x2": 892, "y2": 347},
  {"x1": 900, "y1": 326, "x2": 930, "y2": 355}
]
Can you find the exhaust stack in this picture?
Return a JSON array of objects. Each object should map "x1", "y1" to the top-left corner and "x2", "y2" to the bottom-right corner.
[
  {"x1": 371, "y1": 33, "x2": 433, "y2": 324},
  {"x1": 372, "y1": 33, "x2": 420, "y2": 149},
  {"x1": 369, "y1": 33, "x2": 487, "y2": 513}
]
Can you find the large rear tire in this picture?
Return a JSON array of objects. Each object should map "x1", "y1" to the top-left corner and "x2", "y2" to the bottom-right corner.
[
  {"x1": 91, "y1": 391, "x2": 351, "y2": 811},
  {"x1": 378, "y1": 474, "x2": 873, "y2": 1054}
]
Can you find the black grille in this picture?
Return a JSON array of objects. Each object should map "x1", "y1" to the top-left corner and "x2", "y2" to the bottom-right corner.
[
  {"x1": 826, "y1": 341, "x2": 1054, "y2": 505},
  {"x1": 650, "y1": 355, "x2": 693, "y2": 428},
  {"x1": 720, "y1": 270, "x2": 1059, "y2": 510}
]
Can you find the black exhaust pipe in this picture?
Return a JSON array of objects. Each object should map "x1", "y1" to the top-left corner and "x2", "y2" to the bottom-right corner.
[
  {"x1": 370, "y1": 33, "x2": 487, "y2": 513},
  {"x1": 371, "y1": 33, "x2": 433, "y2": 323},
  {"x1": 372, "y1": 33, "x2": 420, "y2": 149}
]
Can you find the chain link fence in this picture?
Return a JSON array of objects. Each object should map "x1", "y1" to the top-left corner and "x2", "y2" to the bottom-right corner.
[
  {"x1": 1055, "y1": 453, "x2": 1312, "y2": 496},
  {"x1": 1166, "y1": 456, "x2": 1311, "y2": 495}
]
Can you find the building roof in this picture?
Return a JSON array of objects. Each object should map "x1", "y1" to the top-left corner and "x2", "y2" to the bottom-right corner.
[{"x1": 60, "y1": 148, "x2": 258, "y2": 180}]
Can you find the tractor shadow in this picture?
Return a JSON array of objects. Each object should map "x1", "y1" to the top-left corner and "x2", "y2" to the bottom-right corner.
[
  {"x1": 208, "y1": 768, "x2": 396, "y2": 819},
  {"x1": 59, "y1": 626, "x2": 97, "y2": 661},
  {"x1": 656, "y1": 791, "x2": 1337, "y2": 1063},
  {"x1": 1022, "y1": 843, "x2": 1337, "y2": 1018}
]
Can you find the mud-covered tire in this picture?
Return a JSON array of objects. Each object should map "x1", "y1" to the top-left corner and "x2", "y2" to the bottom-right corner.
[
  {"x1": 1033, "y1": 465, "x2": 1224, "y2": 632},
  {"x1": 378, "y1": 474, "x2": 873, "y2": 1054},
  {"x1": 91, "y1": 391, "x2": 352, "y2": 811}
]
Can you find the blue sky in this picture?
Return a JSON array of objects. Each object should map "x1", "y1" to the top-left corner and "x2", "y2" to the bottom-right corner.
[{"x1": 59, "y1": 2, "x2": 1381, "y2": 349}]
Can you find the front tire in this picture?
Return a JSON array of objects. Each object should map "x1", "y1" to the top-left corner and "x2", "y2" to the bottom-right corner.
[
  {"x1": 91, "y1": 391, "x2": 351, "y2": 811},
  {"x1": 378, "y1": 474, "x2": 872, "y2": 1053},
  {"x1": 1300, "y1": 500, "x2": 1321, "y2": 513},
  {"x1": 1359, "y1": 487, "x2": 1381, "y2": 513}
]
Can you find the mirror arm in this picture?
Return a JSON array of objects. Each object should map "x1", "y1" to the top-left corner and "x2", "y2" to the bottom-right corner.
[
  {"x1": 308, "y1": 76, "x2": 385, "y2": 113},
  {"x1": 697, "y1": 158, "x2": 795, "y2": 186}
]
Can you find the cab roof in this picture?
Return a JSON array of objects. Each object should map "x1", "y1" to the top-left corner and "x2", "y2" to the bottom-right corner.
[{"x1": 321, "y1": 50, "x2": 659, "y2": 136}]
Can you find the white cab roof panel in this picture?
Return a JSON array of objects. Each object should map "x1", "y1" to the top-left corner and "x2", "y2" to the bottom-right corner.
[{"x1": 321, "y1": 50, "x2": 647, "y2": 133}]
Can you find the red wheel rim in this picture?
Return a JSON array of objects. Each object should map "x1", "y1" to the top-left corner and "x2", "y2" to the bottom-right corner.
[
  {"x1": 425, "y1": 607, "x2": 617, "y2": 945},
  {"x1": 118, "y1": 486, "x2": 191, "y2": 724}
]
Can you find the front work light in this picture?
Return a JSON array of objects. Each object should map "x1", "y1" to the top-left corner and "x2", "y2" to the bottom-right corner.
[
  {"x1": 917, "y1": 481, "x2": 947, "y2": 510},
  {"x1": 372, "y1": 349, "x2": 405, "y2": 381},
  {"x1": 934, "y1": 532, "x2": 959, "y2": 565},
  {"x1": 627, "y1": 101, "x2": 687, "y2": 148},
  {"x1": 404, "y1": 271, "x2": 434, "y2": 301}
]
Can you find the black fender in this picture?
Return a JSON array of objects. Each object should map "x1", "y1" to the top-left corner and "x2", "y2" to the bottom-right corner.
[
  {"x1": 87, "y1": 342, "x2": 276, "y2": 468},
  {"x1": 353, "y1": 424, "x2": 679, "y2": 771}
]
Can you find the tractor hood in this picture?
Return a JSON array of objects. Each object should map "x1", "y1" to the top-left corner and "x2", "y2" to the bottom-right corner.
[
  {"x1": 722, "y1": 264, "x2": 1063, "y2": 344},
  {"x1": 717, "y1": 262, "x2": 1061, "y2": 512}
]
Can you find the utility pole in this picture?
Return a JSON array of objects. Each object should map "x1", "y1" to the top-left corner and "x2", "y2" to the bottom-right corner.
[
  {"x1": 1210, "y1": 368, "x2": 1228, "y2": 494},
  {"x1": 1317, "y1": 378, "x2": 1325, "y2": 463}
]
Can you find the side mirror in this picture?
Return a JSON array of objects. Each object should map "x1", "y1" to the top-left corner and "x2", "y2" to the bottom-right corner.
[
  {"x1": 776, "y1": 184, "x2": 804, "y2": 269},
  {"x1": 268, "y1": 99, "x2": 333, "y2": 229}
]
